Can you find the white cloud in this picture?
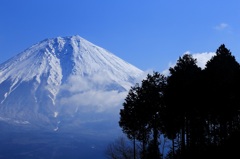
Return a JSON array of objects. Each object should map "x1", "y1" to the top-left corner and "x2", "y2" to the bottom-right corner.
[
  {"x1": 161, "y1": 61, "x2": 176, "y2": 76},
  {"x1": 214, "y1": 23, "x2": 229, "y2": 31},
  {"x1": 192, "y1": 52, "x2": 215, "y2": 68},
  {"x1": 59, "y1": 90, "x2": 127, "y2": 113},
  {"x1": 60, "y1": 73, "x2": 115, "y2": 93},
  {"x1": 58, "y1": 72, "x2": 131, "y2": 114},
  {"x1": 134, "y1": 69, "x2": 153, "y2": 83},
  {"x1": 61, "y1": 75, "x2": 92, "y2": 92},
  {"x1": 162, "y1": 52, "x2": 216, "y2": 75}
]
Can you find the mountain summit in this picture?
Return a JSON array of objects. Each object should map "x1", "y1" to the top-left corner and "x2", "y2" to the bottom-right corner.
[{"x1": 0, "y1": 35, "x2": 143, "y2": 130}]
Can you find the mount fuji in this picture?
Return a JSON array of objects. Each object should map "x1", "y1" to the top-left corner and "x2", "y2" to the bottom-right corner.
[{"x1": 0, "y1": 35, "x2": 144, "y2": 159}]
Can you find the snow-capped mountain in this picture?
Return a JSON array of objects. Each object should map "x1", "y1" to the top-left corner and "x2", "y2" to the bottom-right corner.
[{"x1": 0, "y1": 35, "x2": 144, "y2": 130}]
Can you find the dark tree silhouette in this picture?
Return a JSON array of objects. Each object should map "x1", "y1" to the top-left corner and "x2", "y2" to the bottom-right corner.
[
  {"x1": 203, "y1": 44, "x2": 240, "y2": 148},
  {"x1": 116, "y1": 44, "x2": 240, "y2": 159},
  {"x1": 140, "y1": 72, "x2": 166, "y2": 159},
  {"x1": 119, "y1": 72, "x2": 166, "y2": 159},
  {"x1": 163, "y1": 54, "x2": 202, "y2": 158},
  {"x1": 163, "y1": 44, "x2": 240, "y2": 158},
  {"x1": 119, "y1": 83, "x2": 143, "y2": 159},
  {"x1": 105, "y1": 136, "x2": 136, "y2": 159}
]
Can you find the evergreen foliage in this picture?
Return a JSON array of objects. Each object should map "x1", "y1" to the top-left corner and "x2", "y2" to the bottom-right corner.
[
  {"x1": 119, "y1": 72, "x2": 166, "y2": 159},
  {"x1": 117, "y1": 44, "x2": 240, "y2": 159}
]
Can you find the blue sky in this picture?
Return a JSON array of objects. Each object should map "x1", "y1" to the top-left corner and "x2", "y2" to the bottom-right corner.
[{"x1": 0, "y1": 0, "x2": 240, "y2": 72}]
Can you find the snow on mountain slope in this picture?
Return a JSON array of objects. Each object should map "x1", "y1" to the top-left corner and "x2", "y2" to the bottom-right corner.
[{"x1": 0, "y1": 35, "x2": 144, "y2": 130}]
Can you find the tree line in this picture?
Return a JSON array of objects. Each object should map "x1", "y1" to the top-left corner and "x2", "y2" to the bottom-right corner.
[{"x1": 107, "y1": 44, "x2": 240, "y2": 159}]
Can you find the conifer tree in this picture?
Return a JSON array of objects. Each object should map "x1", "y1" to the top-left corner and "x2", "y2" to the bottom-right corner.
[
  {"x1": 119, "y1": 83, "x2": 146, "y2": 159},
  {"x1": 119, "y1": 72, "x2": 166, "y2": 159},
  {"x1": 203, "y1": 44, "x2": 240, "y2": 146},
  {"x1": 164, "y1": 54, "x2": 202, "y2": 157}
]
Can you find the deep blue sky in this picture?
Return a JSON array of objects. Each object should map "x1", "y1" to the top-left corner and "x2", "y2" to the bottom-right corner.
[{"x1": 1, "y1": 0, "x2": 240, "y2": 72}]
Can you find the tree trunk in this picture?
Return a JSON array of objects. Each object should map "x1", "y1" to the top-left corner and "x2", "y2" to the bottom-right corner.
[{"x1": 133, "y1": 137, "x2": 136, "y2": 159}]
